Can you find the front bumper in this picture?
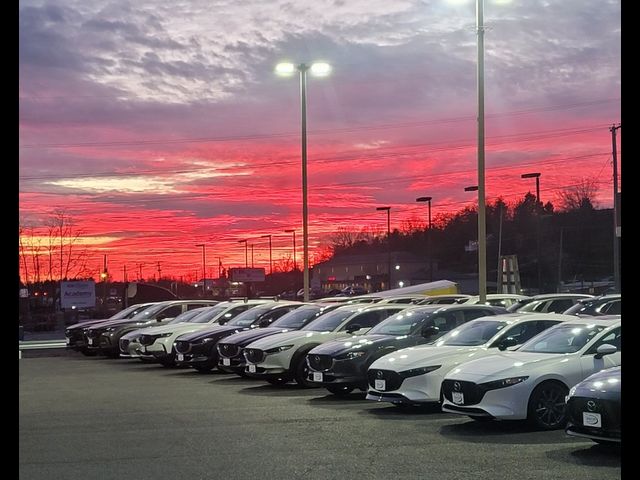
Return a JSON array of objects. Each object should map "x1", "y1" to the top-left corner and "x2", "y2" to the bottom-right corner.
[{"x1": 565, "y1": 396, "x2": 620, "y2": 442}]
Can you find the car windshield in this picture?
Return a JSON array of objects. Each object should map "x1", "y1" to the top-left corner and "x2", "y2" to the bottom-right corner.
[
  {"x1": 187, "y1": 305, "x2": 232, "y2": 324},
  {"x1": 166, "y1": 307, "x2": 210, "y2": 325},
  {"x1": 509, "y1": 299, "x2": 538, "y2": 312},
  {"x1": 302, "y1": 308, "x2": 359, "y2": 332},
  {"x1": 437, "y1": 320, "x2": 507, "y2": 346},
  {"x1": 109, "y1": 303, "x2": 151, "y2": 320},
  {"x1": 225, "y1": 304, "x2": 279, "y2": 326},
  {"x1": 519, "y1": 323, "x2": 606, "y2": 354},
  {"x1": 562, "y1": 300, "x2": 596, "y2": 316},
  {"x1": 129, "y1": 302, "x2": 171, "y2": 320},
  {"x1": 271, "y1": 306, "x2": 321, "y2": 329},
  {"x1": 368, "y1": 309, "x2": 435, "y2": 336}
]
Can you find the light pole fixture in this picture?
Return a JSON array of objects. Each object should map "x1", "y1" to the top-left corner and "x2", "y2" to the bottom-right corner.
[
  {"x1": 416, "y1": 196, "x2": 433, "y2": 282},
  {"x1": 376, "y1": 206, "x2": 392, "y2": 290},
  {"x1": 238, "y1": 239, "x2": 248, "y2": 268},
  {"x1": 464, "y1": 185, "x2": 478, "y2": 192},
  {"x1": 276, "y1": 60, "x2": 331, "y2": 302},
  {"x1": 521, "y1": 172, "x2": 541, "y2": 207},
  {"x1": 196, "y1": 244, "x2": 206, "y2": 296},
  {"x1": 284, "y1": 229, "x2": 297, "y2": 272},
  {"x1": 261, "y1": 234, "x2": 273, "y2": 275}
]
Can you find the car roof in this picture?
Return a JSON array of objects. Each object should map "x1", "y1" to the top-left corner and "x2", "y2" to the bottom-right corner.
[
  {"x1": 559, "y1": 316, "x2": 621, "y2": 327},
  {"x1": 466, "y1": 312, "x2": 579, "y2": 324},
  {"x1": 529, "y1": 293, "x2": 594, "y2": 300}
]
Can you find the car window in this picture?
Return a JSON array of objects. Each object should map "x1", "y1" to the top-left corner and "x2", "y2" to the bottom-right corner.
[
  {"x1": 519, "y1": 324, "x2": 606, "y2": 354},
  {"x1": 585, "y1": 327, "x2": 621, "y2": 354},
  {"x1": 462, "y1": 309, "x2": 495, "y2": 321},
  {"x1": 489, "y1": 320, "x2": 559, "y2": 348},
  {"x1": 158, "y1": 305, "x2": 183, "y2": 319},
  {"x1": 438, "y1": 319, "x2": 507, "y2": 346},
  {"x1": 368, "y1": 309, "x2": 435, "y2": 336},
  {"x1": 187, "y1": 303, "x2": 212, "y2": 310},
  {"x1": 302, "y1": 308, "x2": 359, "y2": 332},
  {"x1": 342, "y1": 311, "x2": 383, "y2": 330},
  {"x1": 600, "y1": 300, "x2": 621, "y2": 315},
  {"x1": 546, "y1": 299, "x2": 575, "y2": 313}
]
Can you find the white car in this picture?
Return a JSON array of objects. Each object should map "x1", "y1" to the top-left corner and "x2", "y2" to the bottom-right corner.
[
  {"x1": 366, "y1": 313, "x2": 576, "y2": 406},
  {"x1": 136, "y1": 299, "x2": 272, "y2": 366},
  {"x1": 457, "y1": 294, "x2": 530, "y2": 308},
  {"x1": 243, "y1": 304, "x2": 410, "y2": 386},
  {"x1": 441, "y1": 316, "x2": 621, "y2": 430},
  {"x1": 118, "y1": 306, "x2": 212, "y2": 360}
]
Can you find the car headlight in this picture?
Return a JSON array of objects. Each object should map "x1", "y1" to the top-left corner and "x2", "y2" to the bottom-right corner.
[
  {"x1": 265, "y1": 344, "x2": 294, "y2": 354},
  {"x1": 566, "y1": 385, "x2": 577, "y2": 402},
  {"x1": 157, "y1": 332, "x2": 173, "y2": 338},
  {"x1": 337, "y1": 350, "x2": 367, "y2": 360},
  {"x1": 400, "y1": 365, "x2": 441, "y2": 378},
  {"x1": 202, "y1": 337, "x2": 215, "y2": 343},
  {"x1": 479, "y1": 376, "x2": 529, "y2": 391}
]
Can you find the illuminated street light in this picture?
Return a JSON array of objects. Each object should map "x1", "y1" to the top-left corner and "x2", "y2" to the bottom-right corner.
[{"x1": 276, "y1": 61, "x2": 331, "y2": 301}]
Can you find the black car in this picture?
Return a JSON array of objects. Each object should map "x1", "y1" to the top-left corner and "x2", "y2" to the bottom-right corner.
[
  {"x1": 64, "y1": 302, "x2": 155, "y2": 356},
  {"x1": 173, "y1": 301, "x2": 304, "y2": 372},
  {"x1": 216, "y1": 303, "x2": 341, "y2": 375},
  {"x1": 84, "y1": 300, "x2": 219, "y2": 357},
  {"x1": 563, "y1": 294, "x2": 621, "y2": 317},
  {"x1": 565, "y1": 366, "x2": 621, "y2": 445},
  {"x1": 305, "y1": 304, "x2": 507, "y2": 395}
]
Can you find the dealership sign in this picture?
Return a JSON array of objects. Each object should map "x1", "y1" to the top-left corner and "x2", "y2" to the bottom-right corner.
[
  {"x1": 61, "y1": 280, "x2": 96, "y2": 309},
  {"x1": 229, "y1": 268, "x2": 266, "y2": 282}
]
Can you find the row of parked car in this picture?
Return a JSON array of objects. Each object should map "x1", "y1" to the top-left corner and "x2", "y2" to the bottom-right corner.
[{"x1": 65, "y1": 292, "x2": 622, "y2": 444}]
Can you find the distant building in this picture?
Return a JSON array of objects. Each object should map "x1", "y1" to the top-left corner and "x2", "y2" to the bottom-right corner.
[{"x1": 312, "y1": 252, "x2": 437, "y2": 293}]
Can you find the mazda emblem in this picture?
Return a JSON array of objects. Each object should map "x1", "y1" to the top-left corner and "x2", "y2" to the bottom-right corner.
[
  {"x1": 586, "y1": 400, "x2": 598, "y2": 412},
  {"x1": 376, "y1": 370, "x2": 384, "y2": 379},
  {"x1": 453, "y1": 381, "x2": 461, "y2": 392}
]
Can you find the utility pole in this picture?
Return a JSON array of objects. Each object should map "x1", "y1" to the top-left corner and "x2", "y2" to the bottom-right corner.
[
  {"x1": 610, "y1": 124, "x2": 621, "y2": 292},
  {"x1": 496, "y1": 203, "x2": 503, "y2": 293},
  {"x1": 157, "y1": 262, "x2": 161, "y2": 279}
]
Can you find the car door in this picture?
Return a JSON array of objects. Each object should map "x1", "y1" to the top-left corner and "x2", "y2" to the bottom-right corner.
[{"x1": 579, "y1": 326, "x2": 621, "y2": 377}]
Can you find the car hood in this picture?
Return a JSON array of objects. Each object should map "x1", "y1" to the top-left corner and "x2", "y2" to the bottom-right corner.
[
  {"x1": 67, "y1": 318, "x2": 113, "y2": 331},
  {"x1": 571, "y1": 366, "x2": 621, "y2": 398},
  {"x1": 87, "y1": 317, "x2": 158, "y2": 330},
  {"x1": 120, "y1": 328, "x2": 148, "y2": 340},
  {"x1": 308, "y1": 334, "x2": 404, "y2": 356},
  {"x1": 247, "y1": 329, "x2": 343, "y2": 350},
  {"x1": 217, "y1": 327, "x2": 292, "y2": 347},
  {"x1": 177, "y1": 325, "x2": 252, "y2": 342},
  {"x1": 369, "y1": 345, "x2": 489, "y2": 371},
  {"x1": 444, "y1": 351, "x2": 572, "y2": 382},
  {"x1": 141, "y1": 323, "x2": 211, "y2": 336}
]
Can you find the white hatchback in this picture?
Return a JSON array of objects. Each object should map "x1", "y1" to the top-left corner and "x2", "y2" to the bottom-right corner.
[
  {"x1": 366, "y1": 313, "x2": 575, "y2": 406},
  {"x1": 441, "y1": 316, "x2": 621, "y2": 430}
]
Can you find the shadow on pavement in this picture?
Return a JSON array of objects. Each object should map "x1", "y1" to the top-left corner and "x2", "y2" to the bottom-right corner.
[
  {"x1": 438, "y1": 419, "x2": 578, "y2": 445},
  {"x1": 238, "y1": 383, "x2": 322, "y2": 397},
  {"x1": 362, "y1": 403, "x2": 443, "y2": 417},
  {"x1": 545, "y1": 443, "x2": 621, "y2": 467}
]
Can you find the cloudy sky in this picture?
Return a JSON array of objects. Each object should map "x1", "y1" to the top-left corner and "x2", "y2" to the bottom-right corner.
[{"x1": 19, "y1": 0, "x2": 621, "y2": 282}]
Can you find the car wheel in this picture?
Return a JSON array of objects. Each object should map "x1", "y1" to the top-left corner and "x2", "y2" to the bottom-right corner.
[
  {"x1": 193, "y1": 365, "x2": 214, "y2": 373},
  {"x1": 138, "y1": 357, "x2": 155, "y2": 363},
  {"x1": 293, "y1": 358, "x2": 315, "y2": 388},
  {"x1": 326, "y1": 385, "x2": 354, "y2": 396},
  {"x1": 80, "y1": 349, "x2": 97, "y2": 357},
  {"x1": 266, "y1": 377, "x2": 289, "y2": 386},
  {"x1": 527, "y1": 381, "x2": 568, "y2": 430},
  {"x1": 159, "y1": 358, "x2": 175, "y2": 368}
]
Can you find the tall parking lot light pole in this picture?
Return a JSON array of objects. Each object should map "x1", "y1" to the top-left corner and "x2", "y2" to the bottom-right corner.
[
  {"x1": 261, "y1": 234, "x2": 273, "y2": 275},
  {"x1": 284, "y1": 229, "x2": 297, "y2": 271},
  {"x1": 196, "y1": 244, "x2": 206, "y2": 296},
  {"x1": 276, "y1": 61, "x2": 331, "y2": 302},
  {"x1": 448, "y1": 0, "x2": 514, "y2": 302},
  {"x1": 376, "y1": 206, "x2": 392, "y2": 290},
  {"x1": 238, "y1": 239, "x2": 248, "y2": 268},
  {"x1": 521, "y1": 172, "x2": 541, "y2": 207},
  {"x1": 416, "y1": 197, "x2": 433, "y2": 282},
  {"x1": 610, "y1": 123, "x2": 621, "y2": 293}
]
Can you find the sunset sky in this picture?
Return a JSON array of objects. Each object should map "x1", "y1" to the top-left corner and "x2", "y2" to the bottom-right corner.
[{"x1": 19, "y1": 0, "x2": 621, "y2": 282}]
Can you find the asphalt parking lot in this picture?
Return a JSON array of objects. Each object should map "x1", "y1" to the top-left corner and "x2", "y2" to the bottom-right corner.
[{"x1": 19, "y1": 352, "x2": 621, "y2": 480}]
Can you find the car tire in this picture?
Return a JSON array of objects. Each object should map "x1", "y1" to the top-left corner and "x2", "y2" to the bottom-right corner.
[
  {"x1": 326, "y1": 385, "x2": 354, "y2": 396},
  {"x1": 81, "y1": 349, "x2": 97, "y2": 357},
  {"x1": 193, "y1": 365, "x2": 214, "y2": 373},
  {"x1": 293, "y1": 357, "x2": 315, "y2": 388},
  {"x1": 266, "y1": 377, "x2": 289, "y2": 386},
  {"x1": 527, "y1": 381, "x2": 568, "y2": 430},
  {"x1": 159, "y1": 357, "x2": 175, "y2": 368}
]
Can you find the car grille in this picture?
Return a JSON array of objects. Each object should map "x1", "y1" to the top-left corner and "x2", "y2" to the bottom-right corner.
[
  {"x1": 174, "y1": 341, "x2": 191, "y2": 354},
  {"x1": 566, "y1": 396, "x2": 621, "y2": 432},
  {"x1": 442, "y1": 379, "x2": 486, "y2": 405},
  {"x1": 308, "y1": 354, "x2": 333, "y2": 371},
  {"x1": 218, "y1": 343, "x2": 240, "y2": 358},
  {"x1": 66, "y1": 329, "x2": 84, "y2": 341},
  {"x1": 244, "y1": 348, "x2": 265, "y2": 364},
  {"x1": 139, "y1": 334, "x2": 156, "y2": 346},
  {"x1": 86, "y1": 329, "x2": 102, "y2": 338},
  {"x1": 367, "y1": 369, "x2": 403, "y2": 391}
]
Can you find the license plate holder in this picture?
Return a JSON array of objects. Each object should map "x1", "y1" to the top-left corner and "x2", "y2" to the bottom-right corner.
[{"x1": 452, "y1": 392, "x2": 464, "y2": 405}]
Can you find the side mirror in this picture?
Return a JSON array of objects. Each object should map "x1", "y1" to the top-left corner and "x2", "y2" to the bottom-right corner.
[
  {"x1": 421, "y1": 325, "x2": 440, "y2": 339},
  {"x1": 156, "y1": 314, "x2": 167, "y2": 321},
  {"x1": 345, "y1": 324, "x2": 361, "y2": 334},
  {"x1": 498, "y1": 337, "x2": 518, "y2": 351},
  {"x1": 594, "y1": 343, "x2": 617, "y2": 359},
  {"x1": 258, "y1": 318, "x2": 270, "y2": 328}
]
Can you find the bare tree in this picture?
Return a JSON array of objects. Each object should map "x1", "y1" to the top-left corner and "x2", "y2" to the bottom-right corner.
[
  {"x1": 400, "y1": 214, "x2": 426, "y2": 234},
  {"x1": 556, "y1": 177, "x2": 600, "y2": 211}
]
